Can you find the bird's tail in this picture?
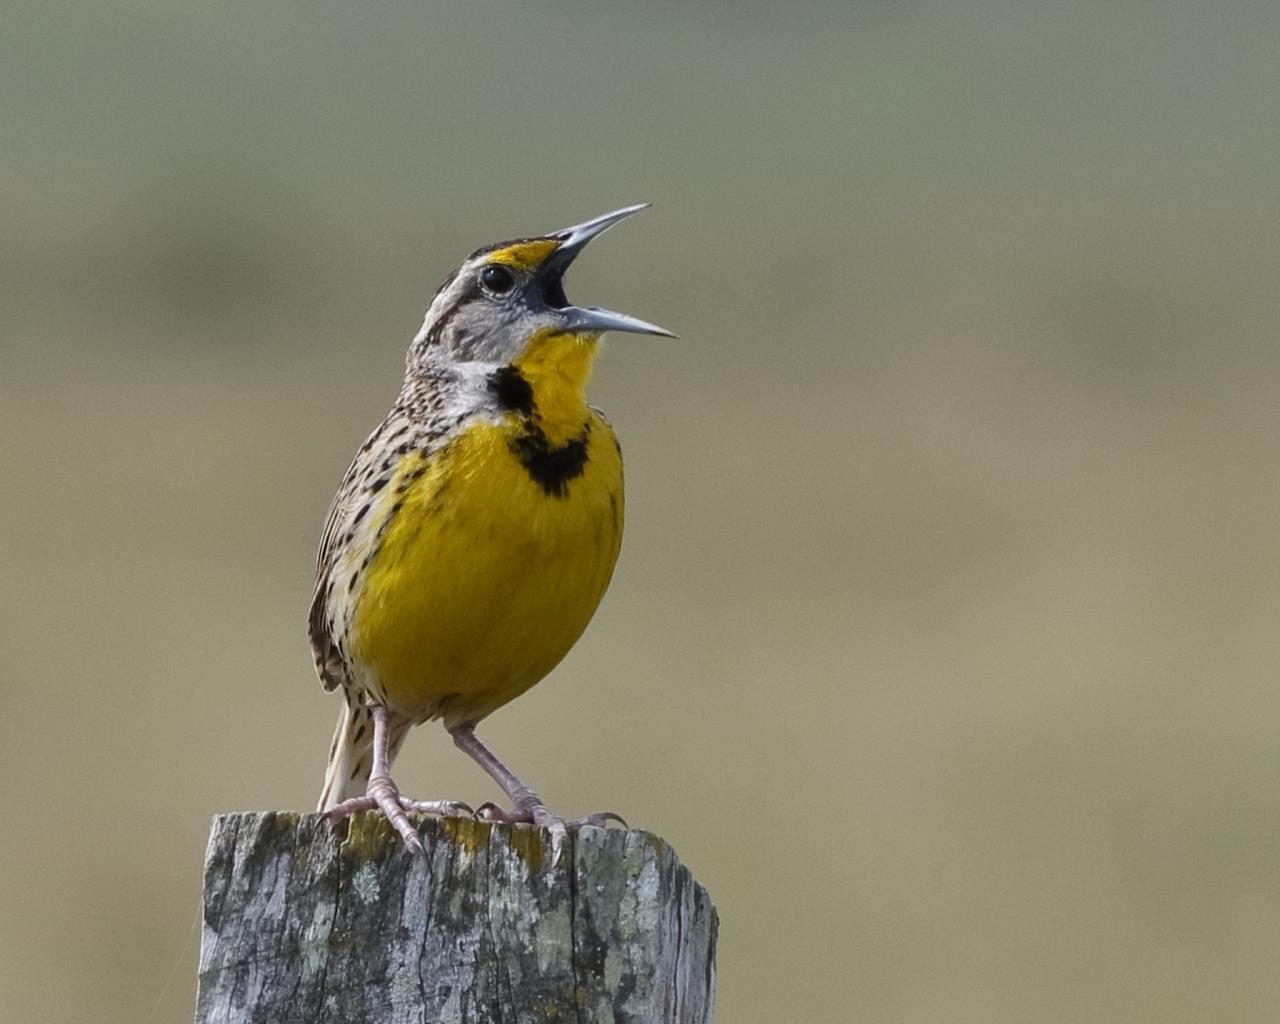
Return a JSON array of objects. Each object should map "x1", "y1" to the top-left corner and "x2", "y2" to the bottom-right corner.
[{"x1": 317, "y1": 701, "x2": 411, "y2": 811}]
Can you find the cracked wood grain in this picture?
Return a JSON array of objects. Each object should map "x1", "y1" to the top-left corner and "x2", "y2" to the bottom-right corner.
[{"x1": 195, "y1": 812, "x2": 717, "y2": 1023}]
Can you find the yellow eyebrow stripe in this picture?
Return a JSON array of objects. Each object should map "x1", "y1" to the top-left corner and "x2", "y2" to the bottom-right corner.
[{"x1": 486, "y1": 240, "x2": 560, "y2": 272}]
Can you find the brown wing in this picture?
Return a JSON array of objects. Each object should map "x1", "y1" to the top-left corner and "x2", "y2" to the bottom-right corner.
[
  {"x1": 306, "y1": 370, "x2": 467, "y2": 692},
  {"x1": 307, "y1": 413, "x2": 405, "y2": 691}
]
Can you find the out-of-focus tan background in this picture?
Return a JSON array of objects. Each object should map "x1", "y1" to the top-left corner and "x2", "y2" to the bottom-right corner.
[{"x1": 4, "y1": 3, "x2": 1279, "y2": 1021}]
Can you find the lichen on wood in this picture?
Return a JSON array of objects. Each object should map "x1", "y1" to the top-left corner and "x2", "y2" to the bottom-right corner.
[{"x1": 195, "y1": 811, "x2": 717, "y2": 1023}]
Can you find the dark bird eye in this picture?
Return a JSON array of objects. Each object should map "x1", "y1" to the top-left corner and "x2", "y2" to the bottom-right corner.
[{"x1": 480, "y1": 265, "x2": 516, "y2": 295}]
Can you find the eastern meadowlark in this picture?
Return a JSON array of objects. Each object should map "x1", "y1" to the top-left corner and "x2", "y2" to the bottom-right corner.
[{"x1": 309, "y1": 204, "x2": 672, "y2": 860}]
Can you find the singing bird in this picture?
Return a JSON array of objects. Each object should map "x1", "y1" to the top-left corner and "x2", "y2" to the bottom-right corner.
[{"x1": 308, "y1": 205, "x2": 672, "y2": 860}]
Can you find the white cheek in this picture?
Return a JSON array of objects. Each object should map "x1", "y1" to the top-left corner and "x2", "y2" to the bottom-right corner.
[
  {"x1": 442, "y1": 361, "x2": 505, "y2": 423},
  {"x1": 452, "y1": 306, "x2": 534, "y2": 362}
]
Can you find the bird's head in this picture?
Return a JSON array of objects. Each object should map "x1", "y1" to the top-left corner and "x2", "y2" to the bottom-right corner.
[{"x1": 409, "y1": 204, "x2": 674, "y2": 369}]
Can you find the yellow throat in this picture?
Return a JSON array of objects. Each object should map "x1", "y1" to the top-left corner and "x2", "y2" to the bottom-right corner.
[{"x1": 349, "y1": 331, "x2": 624, "y2": 728}]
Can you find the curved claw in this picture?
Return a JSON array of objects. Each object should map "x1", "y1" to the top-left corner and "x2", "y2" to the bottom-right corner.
[
  {"x1": 569, "y1": 811, "x2": 628, "y2": 829},
  {"x1": 473, "y1": 803, "x2": 627, "y2": 868},
  {"x1": 325, "y1": 781, "x2": 469, "y2": 856},
  {"x1": 474, "y1": 801, "x2": 567, "y2": 866},
  {"x1": 474, "y1": 801, "x2": 523, "y2": 823},
  {"x1": 324, "y1": 794, "x2": 376, "y2": 822},
  {"x1": 399, "y1": 796, "x2": 473, "y2": 817},
  {"x1": 474, "y1": 803, "x2": 626, "y2": 830}
]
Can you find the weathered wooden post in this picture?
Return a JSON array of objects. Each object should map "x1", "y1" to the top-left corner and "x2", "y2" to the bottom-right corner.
[{"x1": 195, "y1": 812, "x2": 717, "y2": 1023}]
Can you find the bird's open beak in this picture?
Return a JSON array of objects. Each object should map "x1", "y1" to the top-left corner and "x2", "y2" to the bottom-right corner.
[{"x1": 542, "y1": 204, "x2": 677, "y2": 339}]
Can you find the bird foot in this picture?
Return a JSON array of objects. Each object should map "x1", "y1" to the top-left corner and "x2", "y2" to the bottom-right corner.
[
  {"x1": 326, "y1": 776, "x2": 473, "y2": 855},
  {"x1": 475, "y1": 801, "x2": 627, "y2": 866}
]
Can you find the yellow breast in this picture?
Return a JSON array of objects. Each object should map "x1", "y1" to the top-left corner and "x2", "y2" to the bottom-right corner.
[{"x1": 349, "y1": 397, "x2": 623, "y2": 727}]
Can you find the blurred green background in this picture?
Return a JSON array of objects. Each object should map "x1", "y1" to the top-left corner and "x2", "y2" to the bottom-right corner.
[{"x1": 4, "y1": 3, "x2": 1280, "y2": 1021}]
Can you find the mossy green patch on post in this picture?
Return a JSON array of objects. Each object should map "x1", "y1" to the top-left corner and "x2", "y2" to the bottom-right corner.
[
  {"x1": 440, "y1": 814, "x2": 492, "y2": 855},
  {"x1": 645, "y1": 832, "x2": 668, "y2": 859},
  {"x1": 340, "y1": 810, "x2": 398, "y2": 862},
  {"x1": 505, "y1": 823, "x2": 548, "y2": 873},
  {"x1": 252, "y1": 810, "x2": 303, "y2": 847},
  {"x1": 268, "y1": 810, "x2": 303, "y2": 832}
]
